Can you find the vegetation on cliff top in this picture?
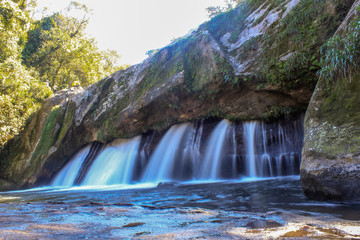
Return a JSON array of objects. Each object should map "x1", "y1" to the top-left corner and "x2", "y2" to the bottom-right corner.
[
  {"x1": 0, "y1": 0, "x2": 126, "y2": 146},
  {"x1": 317, "y1": 8, "x2": 360, "y2": 129},
  {"x1": 301, "y1": 4, "x2": 360, "y2": 159},
  {"x1": 319, "y1": 8, "x2": 360, "y2": 86},
  {"x1": 205, "y1": 0, "x2": 352, "y2": 92}
]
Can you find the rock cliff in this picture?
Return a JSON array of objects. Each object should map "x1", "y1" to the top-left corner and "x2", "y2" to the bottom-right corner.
[
  {"x1": 0, "y1": 0, "x2": 353, "y2": 190},
  {"x1": 301, "y1": 0, "x2": 360, "y2": 200}
]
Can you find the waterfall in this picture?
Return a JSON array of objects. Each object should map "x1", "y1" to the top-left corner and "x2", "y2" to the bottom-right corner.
[
  {"x1": 260, "y1": 123, "x2": 272, "y2": 177},
  {"x1": 244, "y1": 122, "x2": 257, "y2": 178},
  {"x1": 241, "y1": 119, "x2": 303, "y2": 178},
  {"x1": 52, "y1": 145, "x2": 91, "y2": 187},
  {"x1": 82, "y1": 137, "x2": 140, "y2": 186},
  {"x1": 74, "y1": 142, "x2": 105, "y2": 185},
  {"x1": 51, "y1": 115, "x2": 304, "y2": 188},
  {"x1": 141, "y1": 123, "x2": 192, "y2": 183},
  {"x1": 182, "y1": 121, "x2": 203, "y2": 179},
  {"x1": 200, "y1": 120, "x2": 231, "y2": 180},
  {"x1": 232, "y1": 127, "x2": 237, "y2": 178}
]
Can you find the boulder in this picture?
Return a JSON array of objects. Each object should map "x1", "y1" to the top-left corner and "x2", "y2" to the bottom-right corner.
[{"x1": 301, "y1": 0, "x2": 360, "y2": 200}]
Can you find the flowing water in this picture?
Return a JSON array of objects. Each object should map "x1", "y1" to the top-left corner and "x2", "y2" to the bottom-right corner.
[
  {"x1": 51, "y1": 146, "x2": 91, "y2": 187},
  {"x1": 200, "y1": 119, "x2": 231, "y2": 180},
  {"x1": 244, "y1": 122, "x2": 257, "y2": 178},
  {"x1": 52, "y1": 117, "x2": 303, "y2": 186},
  {"x1": 141, "y1": 123, "x2": 192, "y2": 183},
  {"x1": 0, "y1": 177, "x2": 359, "y2": 239},
  {"x1": 82, "y1": 137, "x2": 140, "y2": 186},
  {"x1": 1, "y1": 116, "x2": 359, "y2": 239}
]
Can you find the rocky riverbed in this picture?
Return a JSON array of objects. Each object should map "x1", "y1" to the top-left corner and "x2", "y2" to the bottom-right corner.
[{"x1": 0, "y1": 177, "x2": 359, "y2": 239}]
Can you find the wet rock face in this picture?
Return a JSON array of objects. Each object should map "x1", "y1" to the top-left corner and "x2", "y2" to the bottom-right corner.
[
  {"x1": 301, "y1": 118, "x2": 360, "y2": 200},
  {"x1": 0, "y1": 0, "x2": 353, "y2": 190},
  {"x1": 301, "y1": 0, "x2": 360, "y2": 201},
  {"x1": 301, "y1": 154, "x2": 360, "y2": 200}
]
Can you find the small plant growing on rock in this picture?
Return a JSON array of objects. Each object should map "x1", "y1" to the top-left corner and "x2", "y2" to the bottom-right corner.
[{"x1": 319, "y1": 15, "x2": 360, "y2": 84}]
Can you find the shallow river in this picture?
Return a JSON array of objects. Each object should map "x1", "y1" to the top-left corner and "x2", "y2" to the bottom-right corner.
[{"x1": 0, "y1": 177, "x2": 359, "y2": 239}]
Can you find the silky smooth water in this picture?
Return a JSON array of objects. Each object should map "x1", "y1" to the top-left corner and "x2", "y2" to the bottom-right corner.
[
  {"x1": 200, "y1": 120, "x2": 231, "y2": 179},
  {"x1": 52, "y1": 118, "x2": 303, "y2": 187},
  {"x1": 1, "y1": 177, "x2": 359, "y2": 239},
  {"x1": 141, "y1": 123, "x2": 192, "y2": 183},
  {"x1": 3, "y1": 177, "x2": 360, "y2": 219},
  {"x1": 52, "y1": 146, "x2": 91, "y2": 187},
  {"x1": 244, "y1": 122, "x2": 257, "y2": 177},
  {"x1": 82, "y1": 137, "x2": 140, "y2": 185}
]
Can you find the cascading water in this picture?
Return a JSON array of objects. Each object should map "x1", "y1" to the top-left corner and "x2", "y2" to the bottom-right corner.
[
  {"x1": 52, "y1": 145, "x2": 91, "y2": 187},
  {"x1": 74, "y1": 142, "x2": 105, "y2": 185},
  {"x1": 82, "y1": 137, "x2": 140, "y2": 185},
  {"x1": 182, "y1": 121, "x2": 203, "y2": 179},
  {"x1": 141, "y1": 123, "x2": 193, "y2": 183},
  {"x1": 260, "y1": 122, "x2": 273, "y2": 177},
  {"x1": 239, "y1": 118, "x2": 303, "y2": 178},
  {"x1": 52, "y1": 138, "x2": 140, "y2": 187},
  {"x1": 231, "y1": 127, "x2": 237, "y2": 178},
  {"x1": 243, "y1": 122, "x2": 257, "y2": 178},
  {"x1": 51, "y1": 115, "x2": 303, "y2": 187},
  {"x1": 200, "y1": 120, "x2": 231, "y2": 180}
]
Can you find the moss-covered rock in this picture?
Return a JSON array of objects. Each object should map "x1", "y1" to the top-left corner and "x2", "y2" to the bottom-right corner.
[
  {"x1": 301, "y1": 0, "x2": 360, "y2": 200},
  {"x1": 0, "y1": 0, "x2": 353, "y2": 190}
]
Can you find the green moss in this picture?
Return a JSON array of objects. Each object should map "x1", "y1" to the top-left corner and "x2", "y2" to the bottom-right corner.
[
  {"x1": 169, "y1": 103, "x2": 181, "y2": 110},
  {"x1": 305, "y1": 66, "x2": 360, "y2": 157},
  {"x1": 318, "y1": 13, "x2": 360, "y2": 85},
  {"x1": 56, "y1": 101, "x2": 76, "y2": 144},
  {"x1": 118, "y1": 80, "x2": 124, "y2": 88},
  {"x1": 262, "y1": 105, "x2": 303, "y2": 121},
  {"x1": 206, "y1": 3, "x2": 252, "y2": 43},
  {"x1": 135, "y1": 43, "x2": 185, "y2": 99},
  {"x1": 214, "y1": 52, "x2": 235, "y2": 84},
  {"x1": 34, "y1": 105, "x2": 63, "y2": 155},
  {"x1": 97, "y1": 93, "x2": 131, "y2": 141},
  {"x1": 318, "y1": 73, "x2": 360, "y2": 127},
  {"x1": 24, "y1": 105, "x2": 64, "y2": 181},
  {"x1": 259, "y1": 0, "x2": 352, "y2": 90},
  {"x1": 97, "y1": 118, "x2": 110, "y2": 141},
  {"x1": 152, "y1": 117, "x2": 176, "y2": 132},
  {"x1": 184, "y1": 32, "x2": 238, "y2": 90},
  {"x1": 304, "y1": 121, "x2": 360, "y2": 157},
  {"x1": 303, "y1": 2, "x2": 360, "y2": 158},
  {"x1": 231, "y1": 35, "x2": 260, "y2": 60},
  {"x1": 203, "y1": 107, "x2": 225, "y2": 119}
]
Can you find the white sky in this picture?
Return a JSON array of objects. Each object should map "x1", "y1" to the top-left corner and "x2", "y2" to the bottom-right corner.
[{"x1": 35, "y1": 0, "x2": 227, "y2": 65}]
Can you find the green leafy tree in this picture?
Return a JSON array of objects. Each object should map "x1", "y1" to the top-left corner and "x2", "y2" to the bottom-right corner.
[
  {"x1": 0, "y1": 0, "x2": 51, "y2": 146},
  {"x1": 101, "y1": 49, "x2": 130, "y2": 73},
  {"x1": 206, "y1": 0, "x2": 242, "y2": 18},
  {"x1": 22, "y1": 1, "x2": 125, "y2": 90},
  {"x1": 1, "y1": 1, "x2": 126, "y2": 146}
]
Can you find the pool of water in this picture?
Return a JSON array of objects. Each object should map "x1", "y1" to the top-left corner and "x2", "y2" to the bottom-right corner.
[{"x1": 0, "y1": 177, "x2": 359, "y2": 239}]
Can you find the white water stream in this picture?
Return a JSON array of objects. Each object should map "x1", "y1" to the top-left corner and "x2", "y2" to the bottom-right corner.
[{"x1": 52, "y1": 117, "x2": 303, "y2": 187}]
